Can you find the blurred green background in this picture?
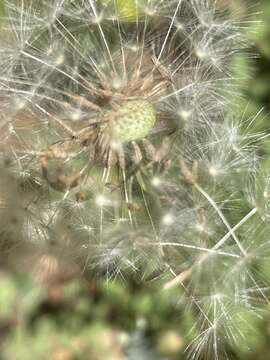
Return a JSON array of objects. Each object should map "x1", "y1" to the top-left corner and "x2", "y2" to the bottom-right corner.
[{"x1": 1, "y1": 1, "x2": 270, "y2": 359}]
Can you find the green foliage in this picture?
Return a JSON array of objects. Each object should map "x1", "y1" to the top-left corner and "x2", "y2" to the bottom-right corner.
[{"x1": 0, "y1": 272, "x2": 186, "y2": 360}]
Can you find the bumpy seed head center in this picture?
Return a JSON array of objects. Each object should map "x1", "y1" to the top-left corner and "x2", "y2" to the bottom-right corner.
[{"x1": 109, "y1": 99, "x2": 156, "y2": 142}]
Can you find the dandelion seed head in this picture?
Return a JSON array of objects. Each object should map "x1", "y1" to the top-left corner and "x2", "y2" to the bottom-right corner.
[
  {"x1": 8, "y1": 123, "x2": 15, "y2": 134},
  {"x1": 70, "y1": 109, "x2": 83, "y2": 122},
  {"x1": 195, "y1": 47, "x2": 208, "y2": 60},
  {"x1": 95, "y1": 194, "x2": 111, "y2": 207},
  {"x1": 111, "y1": 76, "x2": 126, "y2": 91},
  {"x1": 208, "y1": 165, "x2": 220, "y2": 178},
  {"x1": 54, "y1": 53, "x2": 65, "y2": 66},
  {"x1": 178, "y1": 109, "x2": 192, "y2": 122},
  {"x1": 0, "y1": 1, "x2": 264, "y2": 358},
  {"x1": 13, "y1": 98, "x2": 26, "y2": 111},
  {"x1": 151, "y1": 176, "x2": 162, "y2": 187},
  {"x1": 263, "y1": 190, "x2": 269, "y2": 200},
  {"x1": 195, "y1": 222, "x2": 206, "y2": 233},
  {"x1": 174, "y1": 20, "x2": 185, "y2": 31},
  {"x1": 162, "y1": 213, "x2": 175, "y2": 226}
]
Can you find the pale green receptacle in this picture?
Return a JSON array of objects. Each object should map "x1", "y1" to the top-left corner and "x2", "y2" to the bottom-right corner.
[
  {"x1": 115, "y1": 0, "x2": 140, "y2": 21},
  {"x1": 110, "y1": 99, "x2": 156, "y2": 142},
  {"x1": 103, "y1": 0, "x2": 157, "y2": 22},
  {"x1": 100, "y1": 0, "x2": 139, "y2": 21}
]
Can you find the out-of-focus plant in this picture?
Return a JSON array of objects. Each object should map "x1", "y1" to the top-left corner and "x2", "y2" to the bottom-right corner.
[
  {"x1": 234, "y1": 0, "x2": 270, "y2": 169},
  {"x1": 0, "y1": 272, "x2": 186, "y2": 360},
  {"x1": 0, "y1": 0, "x2": 269, "y2": 359}
]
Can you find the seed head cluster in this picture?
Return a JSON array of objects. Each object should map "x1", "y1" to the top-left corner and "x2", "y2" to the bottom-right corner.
[{"x1": 0, "y1": 0, "x2": 268, "y2": 359}]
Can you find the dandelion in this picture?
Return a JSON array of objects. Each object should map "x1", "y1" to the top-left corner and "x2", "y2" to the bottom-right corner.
[{"x1": 0, "y1": 0, "x2": 268, "y2": 359}]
